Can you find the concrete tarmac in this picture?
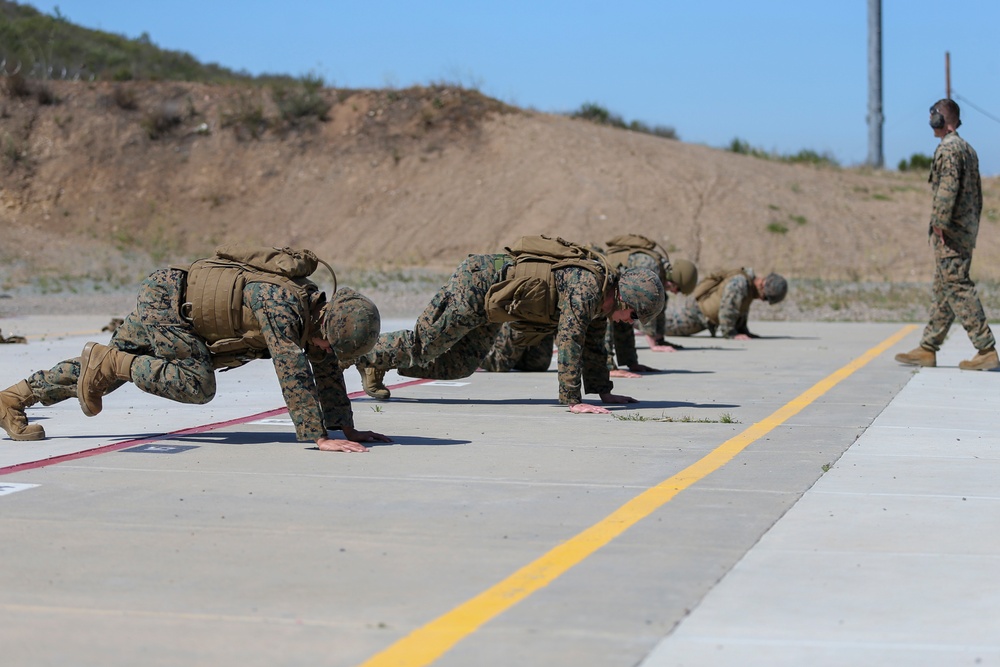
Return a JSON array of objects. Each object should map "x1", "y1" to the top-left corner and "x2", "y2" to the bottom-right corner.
[{"x1": 0, "y1": 315, "x2": 997, "y2": 667}]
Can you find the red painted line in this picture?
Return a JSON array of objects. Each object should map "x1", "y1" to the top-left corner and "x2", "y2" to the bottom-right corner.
[
  {"x1": 0, "y1": 407, "x2": 290, "y2": 475},
  {"x1": 0, "y1": 378, "x2": 432, "y2": 475}
]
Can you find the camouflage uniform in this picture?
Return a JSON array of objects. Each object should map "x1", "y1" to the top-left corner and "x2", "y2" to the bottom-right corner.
[
  {"x1": 480, "y1": 325, "x2": 555, "y2": 372},
  {"x1": 25, "y1": 268, "x2": 353, "y2": 441},
  {"x1": 605, "y1": 251, "x2": 666, "y2": 368},
  {"x1": 662, "y1": 269, "x2": 758, "y2": 338},
  {"x1": 919, "y1": 131, "x2": 995, "y2": 353},
  {"x1": 357, "y1": 253, "x2": 614, "y2": 404}
]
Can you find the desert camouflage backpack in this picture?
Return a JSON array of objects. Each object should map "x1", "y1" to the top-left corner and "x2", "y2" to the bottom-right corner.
[
  {"x1": 178, "y1": 245, "x2": 337, "y2": 368},
  {"x1": 604, "y1": 233, "x2": 669, "y2": 270},
  {"x1": 485, "y1": 235, "x2": 612, "y2": 345}
]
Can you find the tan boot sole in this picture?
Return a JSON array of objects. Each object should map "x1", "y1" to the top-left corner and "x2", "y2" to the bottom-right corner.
[{"x1": 78, "y1": 341, "x2": 103, "y2": 417}]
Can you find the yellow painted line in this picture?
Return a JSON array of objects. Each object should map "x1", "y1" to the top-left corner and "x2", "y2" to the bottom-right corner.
[{"x1": 359, "y1": 324, "x2": 918, "y2": 667}]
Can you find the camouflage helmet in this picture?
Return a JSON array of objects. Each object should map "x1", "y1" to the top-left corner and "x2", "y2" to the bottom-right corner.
[
  {"x1": 761, "y1": 272, "x2": 788, "y2": 305},
  {"x1": 322, "y1": 287, "x2": 381, "y2": 360},
  {"x1": 617, "y1": 268, "x2": 665, "y2": 325},
  {"x1": 664, "y1": 258, "x2": 698, "y2": 295}
]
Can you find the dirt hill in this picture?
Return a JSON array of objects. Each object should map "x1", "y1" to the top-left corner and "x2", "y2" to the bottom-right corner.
[{"x1": 3, "y1": 80, "x2": 1000, "y2": 295}]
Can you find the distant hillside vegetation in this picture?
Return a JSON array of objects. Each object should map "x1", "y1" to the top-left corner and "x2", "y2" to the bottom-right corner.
[{"x1": 0, "y1": 0, "x2": 285, "y2": 83}]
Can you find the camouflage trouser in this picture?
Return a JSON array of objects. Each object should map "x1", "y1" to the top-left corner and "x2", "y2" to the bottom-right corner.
[
  {"x1": 604, "y1": 292, "x2": 673, "y2": 368},
  {"x1": 480, "y1": 323, "x2": 554, "y2": 372},
  {"x1": 27, "y1": 269, "x2": 217, "y2": 406},
  {"x1": 661, "y1": 295, "x2": 710, "y2": 337},
  {"x1": 359, "y1": 254, "x2": 503, "y2": 380},
  {"x1": 920, "y1": 246, "x2": 995, "y2": 352},
  {"x1": 605, "y1": 320, "x2": 637, "y2": 368}
]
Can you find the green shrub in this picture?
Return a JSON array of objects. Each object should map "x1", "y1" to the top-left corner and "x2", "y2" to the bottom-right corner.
[
  {"x1": 728, "y1": 137, "x2": 839, "y2": 166},
  {"x1": 270, "y1": 73, "x2": 331, "y2": 125},
  {"x1": 727, "y1": 137, "x2": 770, "y2": 159},
  {"x1": 1, "y1": 133, "x2": 27, "y2": 168},
  {"x1": 572, "y1": 102, "x2": 616, "y2": 125},
  {"x1": 785, "y1": 148, "x2": 838, "y2": 167},
  {"x1": 220, "y1": 89, "x2": 270, "y2": 140},
  {"x1": 898, "y1": 153, "x2": 932, "y2": 172},
  {"x1": 569, "y1": 102, "x2": 677, "y2": 140}
]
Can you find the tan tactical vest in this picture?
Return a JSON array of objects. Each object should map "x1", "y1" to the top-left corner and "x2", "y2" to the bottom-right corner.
[
  {"x1": 484, "y1": 236, "x2": 612, "y2": 344},
  {"x1": 692, "y1": 269, "x2": 757, "y2": 325},
  {"x1": 180, "y1": 257, "x2": 320, "y2": 367}
]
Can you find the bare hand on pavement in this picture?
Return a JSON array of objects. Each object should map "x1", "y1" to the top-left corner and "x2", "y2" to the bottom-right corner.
[
  {"x1": 569, "y1": 402, "x2": 612, "y2": 414},
  {"x1": 316, "y1": 437, "x2": 369, "y2": 452}
]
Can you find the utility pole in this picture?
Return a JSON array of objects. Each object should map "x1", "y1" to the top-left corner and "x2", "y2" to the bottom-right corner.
[
  {"x1": 945, "y1": 51, "x2": 951, "y2": 98},
  {"x1": 867, "y1": 0, "x2": 884, "y2": 168}
]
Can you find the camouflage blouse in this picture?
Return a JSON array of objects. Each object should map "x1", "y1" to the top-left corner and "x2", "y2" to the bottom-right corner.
[
  {"x1": 552, "y1": 266, "x2": 614, "y2": 403},
  {"x1": 245, "y1": 282, "x2": 352, "y2": 441},
  {"x1": 930, "y1": 131, "x2": 982, "y2": 254}
]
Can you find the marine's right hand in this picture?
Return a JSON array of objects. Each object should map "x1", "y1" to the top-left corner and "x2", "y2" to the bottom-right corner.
[{"x1": 316, "y1": 437, "x2": 369, "y2": 452}]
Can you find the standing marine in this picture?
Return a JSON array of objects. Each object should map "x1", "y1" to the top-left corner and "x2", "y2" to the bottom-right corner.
[{"x1": 895, "y1": 98, "x2": 998, "y2": 370}]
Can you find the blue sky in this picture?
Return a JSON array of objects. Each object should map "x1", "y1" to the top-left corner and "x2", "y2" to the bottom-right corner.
[{"x1": 26, "y1": 0, "x2": 1000, "y2": 175}]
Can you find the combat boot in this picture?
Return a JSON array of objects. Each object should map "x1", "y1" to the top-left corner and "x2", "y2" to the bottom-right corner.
[
  {"x1": 359, "y1": 366, "x2": 391, "y2": 400},
  {"x1": 0, "y1": 380, "x2": 45, "y2": 441},
  {"x1": 78, "y1": 342, "x2": 137, "y2": 417},
  {"x1": 959, "y1": 347, "x2": 1000, "y2": 371},
  {"x1": 894, "y1": 347, "x2": 936, "y2": 367}
]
